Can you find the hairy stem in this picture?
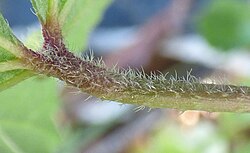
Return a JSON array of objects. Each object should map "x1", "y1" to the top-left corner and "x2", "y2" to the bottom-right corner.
[
  {"x1": 101, "y1": 83, "x2": 250, "y2": 112},
  {"x1": 23, "y1": 43, "x2": 250, "y2": 112}
]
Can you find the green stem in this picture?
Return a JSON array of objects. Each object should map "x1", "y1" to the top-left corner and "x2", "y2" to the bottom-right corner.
[
  {"x1": 25, "y1": 48, "x2": 250, "y2": 113},
  {"x1": 94, "y1": 84, "x2": 250, "y2": 112}
]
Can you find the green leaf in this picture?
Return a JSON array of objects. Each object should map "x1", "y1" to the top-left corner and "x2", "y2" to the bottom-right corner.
[
  {"x1": 24, "y1": 31, "x2": 43, "y2": 51},
  {"x1": 0, "y1": 14, "x2": 33, "y2": 91},
  {"x1": 0, "y1": 77, "x2": 61, "y2": 153},
  {"x1": 0, "y1": 60, "x2": 33, "y2": 92},
  {"x1": 30, "y1": 0, "x2": 49, "y2": 24},
  {"x1": 197, "y1": 0, "x2": 250, "y2": 50},
  {"x1": 59, "y1": 0, "x2": 111, "y2": 51},
  {"x1": 31, "y1": 0, "x2": 112, "y2": 52},
  {"x1": 0, "y1": 70, "x2": 33, "y2": 92},
  {"x1": 218, "y1": 113, "x2": 250, "y2": 138},
  {"x1": 0, "y1": 47, "x2": 16, "y2": 63},
  {"x1": 0, "y1": 14, "x2": 24, "y2": 58},
  {"x1": 0, "y1": 121, "x2": 58, "y2": 153}
]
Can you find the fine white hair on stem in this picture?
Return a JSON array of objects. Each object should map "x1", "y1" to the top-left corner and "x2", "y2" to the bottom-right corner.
[
  {"x1": 134, "y1": 105, "x2": 146, "y2": 112},
  {"x1": 26, "y1": 47, "x2": 250, "y2": 112}
]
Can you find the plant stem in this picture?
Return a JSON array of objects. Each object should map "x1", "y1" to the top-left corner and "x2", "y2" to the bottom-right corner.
[
  {"x1": 95, "y1": 84, "x2": 250, "y2": 112},
  {"x1": 23, "y1": 46, "x2": 250, "y2": 113}
]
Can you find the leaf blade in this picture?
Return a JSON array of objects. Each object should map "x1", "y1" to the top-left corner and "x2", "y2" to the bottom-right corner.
[
  {"x1": 0, "y1": 60, "x2": 28, "y2": 73},
  {"x1": 59, "y1": 0, "x2": 112, "y2": 51},
  {"x1": 0, "y1": 70, "x2": 34, "y2": 92},
  {"x1": 30, "y1": 0, "x2": 48, "y2": 24},
  {"x1": 0, "y1": 120, "x2": 59, "y2": 153},
  {"x1": 0, "y1": 78, "x2": 61, "y2": 153},
  {"x1": 0, "y1": 47, "x2": 17, "y2": 63},
  {"x1": 31, "y1": 0, "x2": 112, "y2": 52},
  {"x1": 0, "y1": 13, "x2": 34, "y2": 91},
  {"x1": 0, "y1": 127, "x2": 24, "y2": 153},
  {"x1": 0, "y1": 15, "x2": 25, "y2": 58}
]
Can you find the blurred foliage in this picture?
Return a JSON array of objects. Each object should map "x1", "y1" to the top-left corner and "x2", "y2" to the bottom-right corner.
[
  {"x1": 0, "y1": 47, "x2": 16, "y2": 63},
  {"x1": 31, "y1": 0, "x2": 112, "y2": 52},
  {"x1": 61, "y1": 0, "x2": 112, "y2": 52},
  {"x1": 132, "y1": 121, "x2": 226, "y2": 153},
  {"x1": 197, "y1": 0, "x2": 250, "y2": 50},
  {"x1": 0, "y1": 14, "x2": 33, "y2": 91},
  {"x1": 129, "y1": 113, "x2": 250, "y2": 153},
  {"x1": 0, "y1": 78, "x2": 61, "y2": 153},
  {"x1": 0, "y1": 70, "x2": 33, "y2": 92},
  {"x1": 57, "y1": 124, "x2": 113, "y2": 153},
  {"x1": 24, "y1": 31, "x2": 43, "y2": 51}
]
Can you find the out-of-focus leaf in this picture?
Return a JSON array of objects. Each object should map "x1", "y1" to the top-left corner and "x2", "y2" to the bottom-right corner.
[
  {"x1": 59, "y1": 0, "x2": 111, "y2": 52},
  {"x1": 31, "y1": 0, "x2": 112, "y2": 52},
  {"x1": 197, "y1": 0, "x2": 250, "y2": 50},
  {"x1": 0, "y1": 64, "x2": 33, "y2": 92},
  {"x1": 0, "y1": 47, "x2": 16, "y2": 63},
  {"x1": 218, "y1": 113, "x2": 250, "y2": 138},
  {"x1": 217, "y1": 113, "x2": 250, "y2": 153},
  {"x1": 0, "y1": 121, "x2": 58, "y2": 153},
  {"x1": 58, "y1": 124, "x2": 113, "y2": 153},
  {"x1": 0, "y1": 14, "x2": 33, "y2": 91},
  {"x1": 24, "y1": 30, "x2": 43, "y2": 51},
  {"x1": 30, "y1": 0, "x2": 49, "y2": 24},
  {"x1": 236, "y1": 143, "x2": 250, "y2": 153},
  {"x1": 0, "y1": 77, "x2": 61, "y2": 152},
  {"x1": 0, "y1": 14, "x2": 24, "y2": 58},
  {"x1": 0, "y1": 70, "x2": 33, "y2": 92},
  {"x1": 132, "y1": 122, "x2": 225, "y2": 153}
]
